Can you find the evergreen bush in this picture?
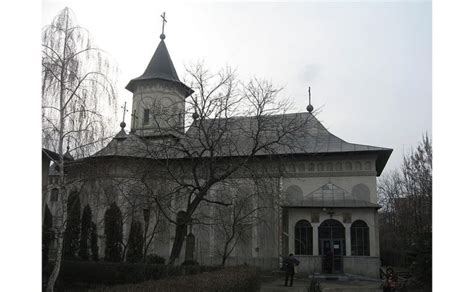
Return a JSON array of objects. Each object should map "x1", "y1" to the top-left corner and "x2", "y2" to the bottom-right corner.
[
  {"x1": 126, "y1": 219, "x2": 144, "y2": 263},
  {"x1": 63, "y1": 192, "x2": 81, "y2": 259},
  {"x1": 46, "y1": 260, "x2": 221, "y2": 289},
  {"x1": 104, "y1": 202, "x2": 123, "y2": 262},
  {"x1": 145, "y1": 254, "x2": 166, "y2": 264},
  {"x1": 181, "y1": 259, "x2": 199, "y2": 266},
  {"x1": 87, "y1": 265, "x2": 258, "y2": 292},
  {"x1": 79, "y1": 204, "x2": 92, "y2": 260},
  {"x1": 43, "y1": 205, "x2": 54, "y2": 265},
  {"x1": 91, "y1": 222, "x2": 99, "y2": 261}
]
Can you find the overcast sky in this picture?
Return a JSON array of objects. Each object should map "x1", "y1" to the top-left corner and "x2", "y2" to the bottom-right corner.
[{"x1": 42, "y1": 0, "x2": 432, "y2": 173}]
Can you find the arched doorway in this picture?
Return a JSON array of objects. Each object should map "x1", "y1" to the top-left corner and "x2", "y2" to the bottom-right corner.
[{"x1": 318, "y1": 219, "x2": 345, "y2": 273}]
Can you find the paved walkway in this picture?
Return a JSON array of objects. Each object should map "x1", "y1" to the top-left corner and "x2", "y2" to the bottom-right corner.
[
  {"x1": 259, "y1": 278, "x2": 310, "y2": 292},
  {"x1": 259, "y1": 278, "x2": 382, "y2": 292},
  {"x1": 319, "y1": 281, "x2": 382, "y2": 292}
]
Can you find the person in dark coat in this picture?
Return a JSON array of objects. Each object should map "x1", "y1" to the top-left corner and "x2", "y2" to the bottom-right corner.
[
  {"x1": 283, "y1": 253, "x2": 300, "y2": 287},
  {"x1": 383, "y1": 267, "x2": 398, "y2": 292}
]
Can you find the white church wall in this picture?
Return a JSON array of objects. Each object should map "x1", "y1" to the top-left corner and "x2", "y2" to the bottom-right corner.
[
  {"x1": 283, "y1": 175, "x2": 377, "y2": 203},
  {"x1": 182, "y1": 178, "x2": 281, "y2": 267},
  {"x1": 132, "y1": 82, "x2": 185, "y2": 133},
  {"x1": 55, "y1": 148, "x2": 382, "y2": 274},
  {"x1": 281, "y1": 155, "x2": 378, "y2": 197}
]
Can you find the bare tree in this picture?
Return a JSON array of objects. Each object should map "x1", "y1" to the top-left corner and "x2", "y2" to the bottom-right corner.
[
  {"x1": 378, "y1": 134, "x2": 432, "y2": 289},
  {"x1": 109, "y1": 176, "x2": 166, "y2": 262},
  {"x1": 131, "y1": 62, "x2": 316, "y2": 265},
  {"x1": 212, "y1": 175, "x2": 279, "y2": 266},
  {"x1": 42, "y1": 7, "x2": 118, "y2": 292}
]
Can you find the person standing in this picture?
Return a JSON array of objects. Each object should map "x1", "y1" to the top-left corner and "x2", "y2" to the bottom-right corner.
[
  {"x1": 284, "y1": 253, "x2": 300, "y2": 287},
  {"x1": 383, "y1": 267, "x2": 398, "y2": 292}
]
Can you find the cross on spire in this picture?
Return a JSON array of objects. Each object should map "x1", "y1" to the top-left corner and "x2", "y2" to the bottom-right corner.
[
  {"x1": 306, "y1": 86, "x2": 314, "y2": 113},
  {"x1": 121, "y1": 101, "x2": 128, "y2": 123},
  {"x1": 119, "y1": 101, "x2": 128, "y2": 129},
  {"x1": 160, "y1": 12, "x2": 167, "y2": 39},
  {"x1": 308, "y1": 86, "x2": 312, "y2": 105}
]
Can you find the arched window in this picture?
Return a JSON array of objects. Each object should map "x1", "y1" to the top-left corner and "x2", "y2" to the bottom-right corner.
[
  {"x1": 295, "y1": 220, "x2": 313, "y2": 255},
  {"x1": 351, "y1": 184, "x2": 370, "y2": 202},
  {"x1": 351, "y1": 220, "x2": 370, "y2": 256},
  {"x1": 50, "y1": 188, "x2": 59, "y2": 202},
  {"x1": 286, "y1": 185, "x2": 303, "y2": 203}
]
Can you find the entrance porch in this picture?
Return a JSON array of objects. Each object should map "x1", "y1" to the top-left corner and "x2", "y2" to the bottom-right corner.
[{"x1": 281, "y1": 205, "x2": 381, "y2": 278}]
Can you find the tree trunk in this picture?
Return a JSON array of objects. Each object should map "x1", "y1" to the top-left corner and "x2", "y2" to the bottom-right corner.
[
  {"x1": 168, "y1": 223, "x2": 187, "y2": 265},
  {"x1": 46, "y1": 229, "x2": 64, "y2": 292},
  {"x1": 221, "y1": 237, "x2": 236, "y2": 266},
  {"x1": 46, "y1": 13, "x2": 68, "y2": 291},
  {"x1": 221, "y1": 255, "x2": 227, "y2": 266},
  {"x1": 221, "y1": 247, "x2": 229, "y2": 266}
]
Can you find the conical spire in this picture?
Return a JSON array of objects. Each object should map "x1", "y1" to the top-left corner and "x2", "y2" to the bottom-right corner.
[
  {"x1": 63, "y1": 145, "x2": 74, "y2": 161},
  {"x1": 140, "y1": 40, "x2": 180, "y2": 82},
  {"x1": 125, "y1": 37, "x2": 193, "y2": 96}
]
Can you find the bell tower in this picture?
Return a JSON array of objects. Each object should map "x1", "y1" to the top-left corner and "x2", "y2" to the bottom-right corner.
[{"x1": 125, "y1": 12, "x2": 193, "y2": 138}]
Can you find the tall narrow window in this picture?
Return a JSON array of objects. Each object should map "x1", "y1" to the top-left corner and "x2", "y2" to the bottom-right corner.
[
  {"x1": 50, "y1": 188, "x2": 59, "y2": 202},
  {"x1": 350, "y1": 220, "x2": 370, "y2": 256},
  {"x1": 143, "y1": 109, "x2": 150, "y2": 125},
  {"x1": 295, "y1": 220, "x2": 313, "y2": 255}
]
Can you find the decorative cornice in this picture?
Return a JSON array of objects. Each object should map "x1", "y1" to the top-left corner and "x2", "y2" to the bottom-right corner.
[{"x1": 283, "y1": 171, "x2": 377, "y2": 178}]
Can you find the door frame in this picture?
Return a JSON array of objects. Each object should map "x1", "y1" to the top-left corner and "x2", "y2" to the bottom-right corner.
[{"x1": 318, "y1": 219, "x2": 345, "y2": 274}]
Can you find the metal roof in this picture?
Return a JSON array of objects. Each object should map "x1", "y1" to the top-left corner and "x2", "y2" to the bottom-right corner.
[
  {"x1": 42, "y1": 148, "x2": 74, "y2": 162},
  {"x1": 125, "y1": 39, "x2": 193, "y2": 96},
  {"x1": 186, "y1": 112, "x2": 391, "y2": 154},
  {"x1": 88, "y1": 112, "x2": 392, "y2": 176},
  {"x1": 42, "y1": 148, "x2": 60, "y2": 161}
]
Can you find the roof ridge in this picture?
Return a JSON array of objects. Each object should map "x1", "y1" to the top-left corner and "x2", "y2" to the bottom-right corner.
[{"x1": 199, "y1": 111, "x2": 313, "y2": 122}]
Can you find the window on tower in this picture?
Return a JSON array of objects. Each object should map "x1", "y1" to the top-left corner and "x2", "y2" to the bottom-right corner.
[
  {"x1": 50, "y1": 188, "x2": 59, "y2": 202},
  {"x1": 143, "y1": 109, "x2": 150, "y2": 125}
]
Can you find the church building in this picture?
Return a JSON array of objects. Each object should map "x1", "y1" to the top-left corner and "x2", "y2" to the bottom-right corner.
[{"x1": 45, "y1": 18, "x2": 392, "y2": 279}]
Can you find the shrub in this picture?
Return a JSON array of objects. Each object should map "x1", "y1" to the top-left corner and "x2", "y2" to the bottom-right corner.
[
  {"x1": 181, "y1": 259, "x2": 199, "y2": 266},
  {"x1": 91, "y1": 222, "x2": 99, "y2": 261},
  {"x1": 43, "y1": 205, "x2": 54, "y2": 265},
  {"x1": 79, "y1": 204, "x2": 92, "y2": 260},
  {"x1": 104, "y1": 202, "x2": 123, "y2": 262},
  {"x1": 46, "y1": 260, "x2": 222, "y2": 289},
  {"x1": 58, "y1": 261, "x2": 164, "y2": 285},
  {"x1": 126, "y1": 220, "x2": 144, "y2": 263},
  {"x1": 63, "y1": 192, "x2": 81, "y2": 259},
  {"x1": 90, "y1": 266, "x2": 259, "y2": 292},
  {"x1": 145, "y1": 254, "x2": 165, "y2": 264},
  {"x1": 407, "y1": 236, "x2": 432, "y2": 291}
]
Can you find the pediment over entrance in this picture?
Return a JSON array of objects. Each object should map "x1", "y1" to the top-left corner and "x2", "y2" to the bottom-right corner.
[{"x1": 283, "y1": 182, "x2": 379, "y2": 208}]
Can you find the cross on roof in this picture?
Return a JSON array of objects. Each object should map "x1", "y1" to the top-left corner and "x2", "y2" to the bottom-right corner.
[
  {"x1": 306, "y1": 86, "x2": 314, "y2": 113},
  {"x1": 121, "y1": 101, "x2": 128, "y2": 123},
  {"x1": 308, "y1": 86, "x2": 312, "y2": 105},
  {"x1": 131, "y1": 109, "x2": 138, "y2": 128},
  {"x1": 161, "y1": 12, "x2": 167, "y2": 36}
]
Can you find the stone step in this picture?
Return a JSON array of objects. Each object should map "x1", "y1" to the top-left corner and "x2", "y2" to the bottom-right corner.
[
  {"x1": 310, "y1": 274, "x2": 350, "y2": 281},
  {"x1": 310, "y1": 273, "x2": 381, "y2": 283},
  {"x1": 319, "y1": 282, "x2": 382, "y2": 292},
  {"x1": 321, "y1": 288, "x2": 382, "y2": 292}
]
